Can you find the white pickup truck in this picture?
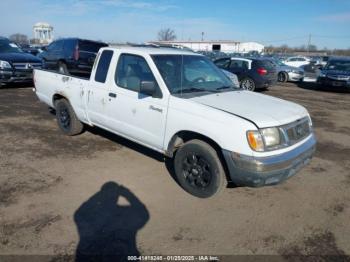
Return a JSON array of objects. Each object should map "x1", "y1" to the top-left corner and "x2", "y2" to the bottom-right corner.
[{"x1": 34, "y1": 47, "x2": 316, "y2": 198}]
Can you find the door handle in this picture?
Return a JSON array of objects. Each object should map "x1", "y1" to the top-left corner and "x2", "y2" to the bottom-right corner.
[{"x1": 109, "y1": 93, "x2": 117, "y2": 98}]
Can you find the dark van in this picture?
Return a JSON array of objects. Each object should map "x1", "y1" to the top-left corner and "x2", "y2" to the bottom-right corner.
[{"x1": 39, "y1": 38, "x2": 108, "y2": 76}]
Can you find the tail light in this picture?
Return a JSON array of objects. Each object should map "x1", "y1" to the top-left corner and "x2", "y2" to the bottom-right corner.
[
  {"x1": 257, "y1": 68, "x2": 267, "y2": 75},
  {"x1": 73, "y1": 44, "x2": 79, "y2": 61}
]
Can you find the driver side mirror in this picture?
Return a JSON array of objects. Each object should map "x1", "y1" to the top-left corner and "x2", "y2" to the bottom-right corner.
[{"x1": 140, "y1": 81, "x2": 161, "y2": 98}]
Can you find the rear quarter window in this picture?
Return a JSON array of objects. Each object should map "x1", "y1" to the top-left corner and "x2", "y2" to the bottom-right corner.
[{"x1": 94, "y1": 50, "x2": 113, "y2": 83}]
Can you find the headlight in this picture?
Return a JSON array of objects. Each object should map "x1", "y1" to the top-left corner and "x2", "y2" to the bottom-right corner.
[
  {"x1": 261, "y1": 127, "x2": 281, "y2": 147},
  {"x1": 0, "y1": 60, "x2": 12, "y2": 69},
  {"x1": 247, "y1": 127, "x2": 283, "y2": 152}
]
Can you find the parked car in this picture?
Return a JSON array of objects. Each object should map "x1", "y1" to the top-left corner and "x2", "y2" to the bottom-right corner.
[
  {"x1": 33, "y1": 47, "x2": 316, "y2": 198},
  {"x1": 317, "y1": 57, "x2": 350, "y2": 89},
  {"x1": 274, "y1": 60, "x2": 304, "y2": 82},
  {"x1": 19, "y1": 44, "x2": 43, "y2": 56},
  {"x1": 319, "y1": 56, "x2": 330, "y2": 67},
  {"x1": 283, "y1": 56, "x2": 310, "y2": 68},
  {"x1": 38, "y1": 38, "x2": 108, "y2": 76},
  {"x1": 0, "y1": 37, "x2": 42, "y2": 85},
  {"x1": 214, "y1": 57, "x2": 277, "y2": 91}
]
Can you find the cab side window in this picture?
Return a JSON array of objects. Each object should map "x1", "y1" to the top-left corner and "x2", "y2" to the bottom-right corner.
[
  {"x1": 95, "y1": 50, "x2": 113, "y2": 83},
  {"x1": 115, "y1": 54, "x2": 158, "y2": 92}
]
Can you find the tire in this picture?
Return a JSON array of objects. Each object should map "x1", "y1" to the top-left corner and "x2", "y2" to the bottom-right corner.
[
  {"x1": 174, "y1": 139, "x2": 226, "y2": 198},
  {"x1": 240, "y1": 78, "x2": 256, "y2": 91},
  {"x1": 278, "y1": 72, "x2": 288, "y2": 83},
  {"x1": 55, "y1": 99, "x2": 84, "y2": 136},
  {"x1": 58, "y1": 61, "x2": 69, "y2": 75}
]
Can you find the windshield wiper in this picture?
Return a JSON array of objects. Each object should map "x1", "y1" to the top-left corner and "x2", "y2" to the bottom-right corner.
[
  {"x1": 173, "y1": 88, "x2": 217, "y2": 94},
  {"x1": 215, "y1": 86, "x2": 235, "y2": 91}
]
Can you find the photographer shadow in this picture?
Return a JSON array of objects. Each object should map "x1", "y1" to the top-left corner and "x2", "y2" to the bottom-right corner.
[{"x1": 74, "y1": 182, "x2": 149, "y2": 261}]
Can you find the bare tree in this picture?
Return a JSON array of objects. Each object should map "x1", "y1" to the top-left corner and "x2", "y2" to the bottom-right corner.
[
  {"x1": 158, "y1": 28, "x2": 176, "y2": 41},
  {"x1": 9, "y1": 33, "x2": 29, "y2": 45}
]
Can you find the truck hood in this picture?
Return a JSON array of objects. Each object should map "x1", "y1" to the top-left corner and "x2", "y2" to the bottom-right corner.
[
  {"x1": 0, "y1": 52, "x2": 42, "y2": 63},
  {"x1": 189, "y1": 91, "x2": 308, "y2": 128}
]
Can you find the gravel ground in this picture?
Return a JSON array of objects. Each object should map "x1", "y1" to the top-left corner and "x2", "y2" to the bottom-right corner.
[{"x1": 0, "y1": 81, "x2": 349, "y2": 261}]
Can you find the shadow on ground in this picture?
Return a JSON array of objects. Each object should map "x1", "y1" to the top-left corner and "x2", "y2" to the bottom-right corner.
[{"x1": 74, "y1": 182, "x2": 149, "y2": 261}]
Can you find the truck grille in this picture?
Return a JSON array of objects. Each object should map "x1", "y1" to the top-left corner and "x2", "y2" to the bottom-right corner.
[
  {"x1": 12, "y1": 62, "x2": 42, "y2": 70},
  {"x1": 280, "y1": 117, "x2": 311, "y2": 145}
]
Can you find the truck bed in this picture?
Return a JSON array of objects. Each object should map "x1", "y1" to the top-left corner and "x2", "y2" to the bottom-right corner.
[{"x1": 34, "y1": 69, "x2": 90, "y2": 123}]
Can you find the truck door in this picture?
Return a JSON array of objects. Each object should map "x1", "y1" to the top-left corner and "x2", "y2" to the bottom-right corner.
[
  {"x1": 107, "y1": 53, "x2": 167, "y2": 150},
  {"x1": 85, "y1": 50, "x2": 114, "y2": 127}
]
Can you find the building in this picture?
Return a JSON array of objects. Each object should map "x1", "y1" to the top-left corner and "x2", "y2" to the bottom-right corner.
[
  {"x1": 33, "y1": 22, "x2": 54, "y2": 44},
  {"x1": 149, "y1": 40, "x2": 265, "y2": 53}
]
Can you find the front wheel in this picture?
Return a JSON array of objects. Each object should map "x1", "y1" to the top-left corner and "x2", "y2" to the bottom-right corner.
[
  {"x1": 240, "y1": 78, "x2": 256, "y2": 91},
  {"x1": 174, "y1": 140, "x2": 226, "y2": 198},
  {"x1": 55, "y1": 99, "x2": 84, "y2": 136}
]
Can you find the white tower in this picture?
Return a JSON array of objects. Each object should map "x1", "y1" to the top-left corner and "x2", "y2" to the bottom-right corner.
[{"x1": 33, "y1": 22, "x2": 54, "y2": 44}]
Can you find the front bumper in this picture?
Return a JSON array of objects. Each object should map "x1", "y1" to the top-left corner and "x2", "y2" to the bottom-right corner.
[
  {"x1": 222, "y1": 134, "x2": 316, "y2": 187},
  {"x1": 0, "y1": 69, "x2": 34, "y2": 84},
  {"x1": 317, "y1": 77, "x2": 350, "y2": 88}
]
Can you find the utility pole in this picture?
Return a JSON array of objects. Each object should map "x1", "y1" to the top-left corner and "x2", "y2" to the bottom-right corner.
[
  {"x1": 201, "y1": 32, "x2": 204, "y2": 41},
  {"x1": 307, "y1": 33, "x2": 311, "y2": 54}
]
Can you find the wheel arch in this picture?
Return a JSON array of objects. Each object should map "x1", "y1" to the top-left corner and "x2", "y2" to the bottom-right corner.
[
  {"x1": 166, "y1": 131, "x2": 221, "y2": 156},
  {"x1": 52, "y1": 93, "x2": 69, "y2": 108},
  {"x1": 166, "y1": 130, "x2": 231, "y2": 181}
]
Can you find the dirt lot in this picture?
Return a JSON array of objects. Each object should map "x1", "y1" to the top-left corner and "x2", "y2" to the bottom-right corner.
[{"x1": 0, "y1": 82, "x2": 349, "y2": 261}]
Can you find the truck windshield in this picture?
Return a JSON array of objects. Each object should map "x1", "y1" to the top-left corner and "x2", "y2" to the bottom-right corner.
[
  {"x1": 0, "y1": 41, "x2": 23, "y2": 53},
  {"x1": 152, "y1": 55, "x2": 238, "y2": 95}
]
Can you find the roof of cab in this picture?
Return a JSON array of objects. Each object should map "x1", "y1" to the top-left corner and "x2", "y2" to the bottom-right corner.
[{"x1": 101, "y1": 46, "x2": 201, "y2": 56}]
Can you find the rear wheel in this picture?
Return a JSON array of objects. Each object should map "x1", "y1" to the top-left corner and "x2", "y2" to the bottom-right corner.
[
  {"x1": 240, "y1": 78, "x2": 256, "y2": 91},
  {"x1": 55, "y1": 99, "x2": 84, "y2": 136},
  {"x1": 174, "y1": 140, "x2": 226, "y2": 198},
  {"x1": 278, "y1": 72, "x2": 288, "y2": 82}
]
